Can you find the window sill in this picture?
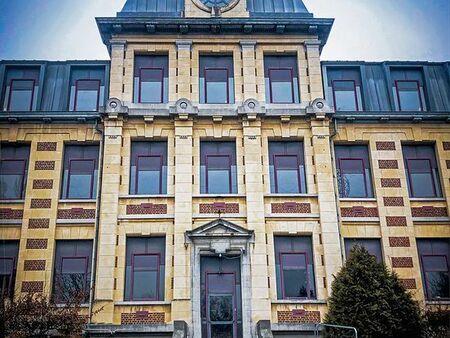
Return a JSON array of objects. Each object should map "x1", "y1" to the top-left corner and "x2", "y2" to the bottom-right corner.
[
  {"x1": 409, "y1": 197, "x2": 446, "y2": 202},
  {"x1": 115, "y1": 300, "x2": 171, "y2": 306},
  {"x1": 59, "y1": 199, "x2": 97, "y2": 203},
  {"x1": 119, "y1": 194, "x2": 174, "y2": 199},
  {"x1": 55, "y1": 303, "x2": 89, "y2": 308},
  {"x1": 425, "y1": 300, "x2": 450, "y2": 305},
  {"x1": 0, "y1": 199, "x2": 25, "y2": 204},
  {"x1": 264, "y1": 193, "x2": 318, "y2": 198},
  {"x1": 339, "y1": 198, "x2": 377, "y2": 202},
  {"x1": 412, "y1": 217, "x2": 450, "y2": 222},
  {"x1": 193, "y1": 194, "x2": 246, "y2": 198},
  {"x1": 272, "y1": 299, "x2": 327, "y2": 305}
]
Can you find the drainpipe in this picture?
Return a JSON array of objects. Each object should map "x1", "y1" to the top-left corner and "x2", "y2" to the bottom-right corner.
[{"x1": 88, "y1": 118, "x2": 104, "y2": 324}]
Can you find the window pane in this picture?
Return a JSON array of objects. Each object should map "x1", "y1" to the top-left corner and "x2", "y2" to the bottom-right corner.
[
  {"x1": 269, "y1": 69, "x2": 293, "y2": 103},
  {"x1": 425, "y1": 271, "x2": 449, "y2": 299},
  {"x1": 209, "y1": 295, "x2": 233, "y2": 321},
  {"x1": 75, "y1": 80, "x2": 99, "y2": 111},
  {"x1": 0, "y1": 160, "x2": 25, "y2": 199},
  {"x1": 344, "y1": 239, "x2": 383, "y2": 263},
  {"x1": 9, "y1": 80, "x2": 34, "y2": 111},
  {"x1": 137, "y1": 156, "x2": 162, "y2": 194},
  {"x1": 396, "y1": 81, "x2": 422, "y2": 111},
  {"x1": 211, "y1": 324, "x2": 233, "y2": 338},
  {"x1": 134, "y1": 255, "x2": 158, "y2": 270},
  {"x1": 140, "y1": 69, "x2": 163, "y2": 103},
  {"x1": 205, "y1": 69, "x2": 228, "y2": 103},
  {"x1": 0, "y1": 275, "x2": 12, "y2": 296},
  {"x1": 423, "y1": 256, "x2": 447, "y2": 270},
  {"x1": 339, "y1": 159, "x2": 367, "y2": 198},
  {"x1": 0, "y1": 258, "x2": 13, "y2": 274},
  {"x1": 133, "y1": 270, "x2": 158, "y2": 300},
  {"x1": 62, "y1": 258, "x2": 86, "y2": 274},
  {"x1": 333, "y1": 81, "x2": 358, "y2": 111},
  {"x1": 207, "y1": 156, "x2": 230, "y2": 194},
  {"x1": 68, "y1": 160, "x2": 94, "y2": 199},
  {"x1": 274, "y1": 156, "x2": 299, "y2": 193},
  {"x1": 283, "y1": 268, "x2": 308, "y2": 298},
  {"x1": 407, "y1": 159, "x2": 435, "y2": 197}
]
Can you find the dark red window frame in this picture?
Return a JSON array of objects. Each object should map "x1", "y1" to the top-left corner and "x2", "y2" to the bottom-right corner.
[
  {"x1": 420, "y1": 254, "x2": 449, "y2": 300},
  {"x1": 279, "y1": 252, "x2": 311, "y2": 299},
  {"x1": 135, "y1": 155, "x2": 163, "y2": 195},
  {"x1": 272, "y1": 154, "x2": 302, "y2": 193},
  {"x1": 138, "y1": 67, "x2": 164, "y2": 104},
  {"x1": 67, "y1": 159, "x2": 96, "y2": 199},
  {"x1": 204, "y1": 67, "x2": 230, "y2": 104},
  {"x1": 405, "y1": 158, "x2": 437, "y2": 198},
  {"x1": 0, "y1": 158, "x2": 27, "y2": 200},
  {"x1": 130, "y1": 253, "x2": 161, "y2": 301},
  {"x1": 205, "y1": 154, "x2": 232, "y2": 194},
  {"x1": 7, "y1": 79, "x2": 36, "y2": 112},
  {"x1": 73, "y1": 79, "x2": 101, "y2": 111},
  {"x1": 268, "y1": 67, "x2": 295, "y2": 104},
  {"x1": 394, "y1": 80, "x2": 424, "y2": 111},
  {"x1": 331, "y1": 79, "x2": 360, "y2": 111},
  {"x1": 338, "y1": 157, "x2": 369, "y2": 198}
]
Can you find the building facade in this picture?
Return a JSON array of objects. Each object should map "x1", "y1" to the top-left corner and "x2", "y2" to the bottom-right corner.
[{"x1": 0, "y1": 0, "x2": 449, "y2": 337}]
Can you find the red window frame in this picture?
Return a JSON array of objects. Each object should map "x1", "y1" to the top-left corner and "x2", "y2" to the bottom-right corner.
[
  {"x1": 0, "y1": 257, "x2": 15, "y2": 297},
  {"x1": 331, "y1": 79, "x2": 360, "y2": 111},
  {"x1": 204, "y1": 67, "x2": 230, "y2": 104},
  {"x1": 272, "y1": 154, "x2": 302, "y2": 193},
  {"x1": 0, "y1": 158, "x2": 27, "y2": 200},
  {"x1": 394, "y1": 80, "x2": 423, "y2": 111},
  {"x1": 135, "y1": 155, "x2": 163, "y2": 195},
  {"x1": 66, "y1": 159, "x2": 96, "y2": 199},
  {"x1": 405, "y1": 158, "x2": 437, "y2": 198},
  {"x1": 338, "y1": 158, "x2": 369, "y2": 198},
  {"x1": 420, "y1": 254, "x2": 449, "y2": 300},
  {"x1": 7, "y1": 79, "x2": 36, "y2": 111},
  {"x1": 73, "y1": 79, "x2": 101, "y2": 111},
  {"x1": 56, "y1": 256, "x2": 89, "y2": 302},
  {"x1": 279, "y1": 252, "x2": 311, "y2": 299},
  {"x1": 268, "y1": 67, "x2": 295, "y2": 104},
  {"x1": 138, "y1": 67, "x2": 164, "y2": 104},
  {"x1": 205, "y1": 154, "x2": 232, "y2": 194},
  {"x1": 130, "y1": 253, "x2": 161, "y2": 301}
]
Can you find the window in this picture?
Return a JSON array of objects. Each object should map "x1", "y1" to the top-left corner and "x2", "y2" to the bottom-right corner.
[
  {"x1": 402, "y1": 145, "x2": 442, "y2": 198},
  {"x1": 61, "y1": 145, "x2": 99, "y2": 199},
  {"x1": 200, "y1": 141, "x2": 237, "y2": 194},
  {"x1": 2, "y1": 66, "x2": 40, "y2": 111},
  {"x1": 269, "y1": 141, "x2": 306, "y2": 194},
  {"x1": 199, "y1": 56, "x2": 234, "y2": 104},
  {"x1": 130, "y1": 141, "x2": 167, "y2": 195},
  {"x1": 391, "y1": 68, "x2": 427, "y2": 111},
  {"x1": 0, "y1": 241, "x2": 19, "y2": 298},
  {"x1": 417, "y1": 239, "x2": 449, "y2": 300},
  {"x1": 69, "y1": 67, "x2": 105, "y2": 111},
  {"x1": 335, "y1": 145, "x2": 373, "y2": 198},
  {"x1": 344, "y1": 238, "x2": 383, "y2": 263},
  {"x1": 0, "y1": 144, "x2": 30, "y2": 200},
  {"x1": 274, "y1": 236, "x2": 316, "y2": 299},
  {"x1": 125, "y1": 237, "x2": 165, "y2": 301},
  {"x1": 53, "y1": 240, "x2": 92, "y2": 303},
  {"x1": 264, "y1": 56, "x2": 300, "y2": 103},
  {"x1": 327, "y1": 68, "x2": 363, "y2": 111},
  {"x1": 134, "y1": 55, "x2": 168, "y2": 103}
]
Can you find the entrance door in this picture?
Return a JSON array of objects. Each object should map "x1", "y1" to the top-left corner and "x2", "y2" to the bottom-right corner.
[{"x1": 201, "y1": 256, "x2": 242, "y2": 338}]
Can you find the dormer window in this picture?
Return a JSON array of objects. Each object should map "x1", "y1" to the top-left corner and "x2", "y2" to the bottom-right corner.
[
  {"x1": 264, "y1": 56, "x2": 300, "y2": 104},
  {"x1": 69, "y1": 67, "x2": 105, "y2": 112},
  {"x1": 391, "y1": 68, "x2": 427, "y2": 111},
  {"x1": 2, "y1": 66, "x2": 40, "y2": 111},
  {"x1": 327, "y1": 67, "x2": 363, "y2": 111},
  {"x1": 134, "y1": 56, "x2": 168, "y2": 104}
]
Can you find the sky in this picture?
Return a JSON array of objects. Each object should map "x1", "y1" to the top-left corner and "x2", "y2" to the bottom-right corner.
[{"x1": 0, "y1": 0, "x2": 449, "y2": 62}]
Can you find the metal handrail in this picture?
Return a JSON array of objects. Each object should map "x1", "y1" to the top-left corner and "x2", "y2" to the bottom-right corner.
[{"x1": 314, "y1": 323, "x2": 358, "y2": 338}]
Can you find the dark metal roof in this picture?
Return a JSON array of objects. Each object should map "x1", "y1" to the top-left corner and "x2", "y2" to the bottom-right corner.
[
  {"x1": 247, "y1": 0, "x2": 311, "y2": 17},
  {"x1": 119, "y1": 0, "x2": 184, "y2": 17}
]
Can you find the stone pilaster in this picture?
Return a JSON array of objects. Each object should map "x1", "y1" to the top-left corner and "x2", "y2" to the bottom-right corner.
[
  {"x1": 305, "y1": 41, "x2": 324, "y2": 101},
  {"x1": 176, "y1": 40, "x2": 193, "y2": 100},
  {"x1": 240, "y1": 41, "x2": 257, "y2": 100},
  {"x1": 109, "y1": 40, "x2": 127, "y2": 100}
]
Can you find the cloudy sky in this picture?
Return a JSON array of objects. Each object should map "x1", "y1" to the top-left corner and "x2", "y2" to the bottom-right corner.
[{"x1": 0, "y1": 0, "x2": 449, "y2": 61}]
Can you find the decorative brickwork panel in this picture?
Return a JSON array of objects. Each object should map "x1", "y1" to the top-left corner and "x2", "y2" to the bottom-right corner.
[
  {"x1": 199, "y1": 203, "x2": 239, "y2": 214},
  {"x1": 271, "y1": 202, "x2": 311, "y2": 214},
  {"x1": 24, "y1": 260, "x2": 46, "y2": 271},
  {"x1": 399, "y1": 279, "x2": 417, "y2": 289},
  {"x1": 57, "y1": 208, "x2": 96, "y2": 219},
  {"x1": 120, "y1": 312, "x2": 165, "y2": 325},
  {"x1": 383, "y1": 197, "x2": 404, "y2": 206},
  {"x1": 30, "y1": 199, "x2": 51, "y2": 209},
  {"x1": 277, "y1": 310, "x2": 321, "y2": 324},
  {"x1": 447, "y1": 160, "x2": 450, "y2": 169},
  {"x1": 0, "y1": 208, "x2": 23, "y2": 219},
  {"x1": 378, "y1": 160, "x2": 399, "y2": 169},
  {"x1": 26, "y1": 239, "x2": 48, "y2": 249},
  {"x1": 443, "y1": 142, "x2": 450, "y2": 151},
  {"x1": 36, "y1": 142, "x2": 57, "y2": 151},
  {"x1": 126, "y1": 203, "x2": 167, "y2": 215},
  {"x1": 21, "y1": 281, "x2": 44, "y2": 293},
  {"x1": 389, "y1": 237, "x2": 411, "y2": 247},
  {"x1": 386, "y1": 216, "x2": 408, "y2": 226},
  {"x1": 33, "y1": 179, "x2": 53, "y2": 189},
  {"x1": 35, "y1": 160, "x2": 55, "y2": 170},
  {"x1": 392, "y1": 257, "x2": 413, "y2": 268},
  {"x1": 28, "y1": 218, "x2": 50, "y2": 229},
  {"x1": 381, "y1": 178, "x2": 401, "y2": 188},
  {"x1": 376, "y1": 141, "x2": 396, "y2": 151},
  {"x1": 340, "y1": 206, "x2": 378, "y2": 218},
  {"x1": 411, "y1": 206, "x2": 448, "y2": 218}
]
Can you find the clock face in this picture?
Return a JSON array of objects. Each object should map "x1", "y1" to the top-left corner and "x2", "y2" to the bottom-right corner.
[{"x1": 200, "y1": 0, "x2": 233, "y2": 8}]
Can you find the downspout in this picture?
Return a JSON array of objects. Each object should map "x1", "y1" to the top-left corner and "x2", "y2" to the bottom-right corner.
[{"x1": 88, "y1": 118, "x2": 104, "y2": 324}]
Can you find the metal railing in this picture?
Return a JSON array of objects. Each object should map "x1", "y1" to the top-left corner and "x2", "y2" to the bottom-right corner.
[{"x1": 314, "y1": 323, "x2": 358, "y2": 338}]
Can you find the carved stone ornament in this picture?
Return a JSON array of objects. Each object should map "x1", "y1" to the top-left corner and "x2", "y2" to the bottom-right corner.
[{"x1": 192, "y1": 0, "x2": 240, "y2": 14}]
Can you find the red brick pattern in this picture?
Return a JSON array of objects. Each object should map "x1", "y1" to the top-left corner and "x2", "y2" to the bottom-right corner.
[
  {"x1": 120, "y1": 312, "x2": 165, "y2": 325},
  {"x1": 21, "y1": 281, "x2": 44, "y2": 293},
  {"x1": 378, "y1": 160, "x2": 399, "y2": 169},
  {"x1": 28, "y1": 218, "x2": 50, "y2": 229},
  {"x1": 376, "y1": 141, "x2": 396, "y2": 151},
  {"x1": 443, "y1": 142, "x2": 450, "y2": 151},
  {"x1": 271, "y1": 202, "x2": 311, "y2": 214},
  {"x1": 30, "y1": 199, "x2": 51, "y2": 209},
  {"x1": 399, "y1": 279, "x2": 417, "y2": 289},
  {"x1": 381, "y1": 178, "x2": 401, "y2": 188},
  {"x1": 24, "y1": 260, "x2": 46, "y2": 271},
  {"x1": 33, "y1": 179, "x2": 53, "y2": 189},
  {"x1": 411, "y1": 206, "x2": 448, "y2": 218},
  {"x1": 126, "y1": 203, "x2": 167, "y2": 215},
  {"x1": 199, "y1": 203, "x2": 239, "y2": 214},
  {"x1": 392, "y1": 257, "x2": 413, "y2": 268},
  {"x1": 383, "y1": 197, "x2": 404, "y2": 206},
  {"x1": 277, "y1": 310, "x2": 320, "y2": 324},
  {"x1": 57, "y1": 208, "x2": 96, "y2": 219},
  {"x1": 37, "y1": 142, "x2": 57, "y2": 151},
  {"x1": 26, "y1": 239, "x2": 48, "y2": 249},
  {"x1": 386, "y1": 216, "x2": 408, "y2": 226},
  {"x1": 0, "y1": 208, "x2": 23, "y2": 219},
  {"x1": 35, "y1": 160, "x2": 55, "y2": 170},
  {"x1": 389, "y1": 237, "x2": 411, "y2": 247},
  {"x1": 340, "y1": 206, "x2": 378, "y2": 217}
]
